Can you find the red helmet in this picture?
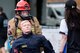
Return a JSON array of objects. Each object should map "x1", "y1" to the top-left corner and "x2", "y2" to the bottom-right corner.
[{"x1": 15, "y1": 0, "x2": 30, "y2": 11}]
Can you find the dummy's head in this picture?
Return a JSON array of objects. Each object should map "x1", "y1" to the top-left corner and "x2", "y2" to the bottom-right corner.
[{"x1": 20, "y1": 20, "x2": 32, "y2": 34}]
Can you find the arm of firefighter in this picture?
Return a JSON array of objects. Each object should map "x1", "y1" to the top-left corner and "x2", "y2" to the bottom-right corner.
[
  {"x1": 33, "y1": 17, "x2": 42, "y2": 34},
  {"x1": 8, "y1": 19, "x2": 13, "y2": 35},
  {"x1": 41, "y1": 36, "x2": 55, "y2": 53},
  {"x1": 8, "y1": 18, "x2": 15, "y2": 36},
  {"x1": 7, "y1": 23, "x2": 12, "y2": 35}
]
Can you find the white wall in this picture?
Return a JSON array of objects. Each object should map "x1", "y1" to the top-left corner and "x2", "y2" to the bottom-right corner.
[{"x1": 42, "y1": 28, "x2": 61, "y2": 53}]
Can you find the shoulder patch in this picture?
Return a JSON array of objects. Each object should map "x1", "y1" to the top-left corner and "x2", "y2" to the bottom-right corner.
[{"x1": 21, "y1": 44, "x2": 27, "y2": 48}]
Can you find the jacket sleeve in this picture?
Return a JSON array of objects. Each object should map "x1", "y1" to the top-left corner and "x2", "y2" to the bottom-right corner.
[
  {"x1": 10, "y1": 48, "x2": 14, "y2": 53},
  {"x1": 41, "y1": 36, "x2": 55, "y2": 53},
  {"x1": 8, "y1": 18, "x2": 16, "y2": 36},
  {"x1": 10, "y1": 41, "x2": 20, "y2": 53},
  {"x1": 10, "y1": 46, "x2": 18, "y2": 53},
  {"x1": 33, "y1": 17, "x2": 42, "y2": 35},
  {"x1": 8, "y1": 18, "x2": 22, "y2": 38},
  {"x1": 10, "y1": 48, "x2": 19, "y2": 53}
]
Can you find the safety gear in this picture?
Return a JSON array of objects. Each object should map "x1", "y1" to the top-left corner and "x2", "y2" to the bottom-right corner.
[
  {"x1": 15, "y1": 0, "x2": 30, "y2": 11},
  {"x1": 8, "y1": 16, "x2": 42, "y2": 38},
  {"x1": 65, "y1": 0, "x2": 77, "y2": 9},
  {"x1": 21, "y1": 15, "x2": 32, "y2": 20}
]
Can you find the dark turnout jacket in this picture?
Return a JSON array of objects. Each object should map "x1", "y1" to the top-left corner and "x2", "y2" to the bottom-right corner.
[{"x1": 10, "y1": 33, "x2": 55, "y2": 53}]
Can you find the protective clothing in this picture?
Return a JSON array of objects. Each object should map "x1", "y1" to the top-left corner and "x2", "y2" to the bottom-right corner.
[
  {"x1": 8, "y1": 0, "x2": 42, "y2": 46},
  {"x1": 8, "y1": 16, "x2": 42, "y2": 38}
]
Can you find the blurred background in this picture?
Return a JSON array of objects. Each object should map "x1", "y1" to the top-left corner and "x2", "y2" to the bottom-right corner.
[
  {"x1": 0, "y1": 0, "x2": 80, "y2": 53},
  {"x1": 0, "y1": 0, "x2": 80, "y2": 26}
]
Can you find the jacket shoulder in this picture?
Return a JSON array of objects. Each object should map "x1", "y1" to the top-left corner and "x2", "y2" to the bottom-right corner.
[
  {"x1": 34, "y1": 34, "x2": 46, "y2": 40},
  {"x1": 12, "y1": 37, "x2": 23, "y2": 47},
  {"x1": 8, "y1": 18, "x2": 15, "y2": 23}
]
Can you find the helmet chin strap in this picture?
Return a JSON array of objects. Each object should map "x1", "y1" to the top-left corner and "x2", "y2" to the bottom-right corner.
[{"x1": 20, "y1": 14, "x2": 32, "y2": 20}]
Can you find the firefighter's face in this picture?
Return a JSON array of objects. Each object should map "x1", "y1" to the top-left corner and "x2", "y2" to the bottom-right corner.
[
  {"x1": 21, "y1": 10, "x2": 29, "y2": 17},
  {"x1": 20, "y1": 20, "x2": 32, "y2": 34}
]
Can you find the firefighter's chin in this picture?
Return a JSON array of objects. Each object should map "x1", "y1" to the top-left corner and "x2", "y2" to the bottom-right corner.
[{"x1": 21, "y1": 15, "x2": 28, "y2": 18}]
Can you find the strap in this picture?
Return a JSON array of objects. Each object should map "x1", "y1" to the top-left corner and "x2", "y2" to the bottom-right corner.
[{"x1": 14, "y1": 17, "x2": 19, "y2": 38}]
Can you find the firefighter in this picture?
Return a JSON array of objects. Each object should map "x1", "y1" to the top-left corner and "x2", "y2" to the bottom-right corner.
[
  {"x1": 10, "y1": 20, "x2": 55, "y2": 53},
  {"x1": 8, "y1": 0, "x2": 42, "y2": 39}
]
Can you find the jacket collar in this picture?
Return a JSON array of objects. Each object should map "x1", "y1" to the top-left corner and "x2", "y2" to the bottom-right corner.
[{"x1": 22, "y1": 32, "x2": 33, "y2": 38}]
